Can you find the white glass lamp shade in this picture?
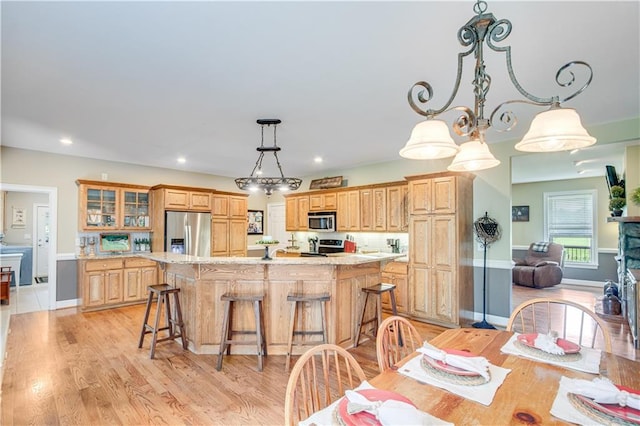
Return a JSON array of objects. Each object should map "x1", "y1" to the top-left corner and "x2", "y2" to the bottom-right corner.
[
  {"x1": 447, "y1": 139, "x2": 500, "y2": 172},
  {"x1": 399, "y1": 119, "x2": 459, "y2": 159},
  {"x1": 515, "y1": 107, "x2": 596, "y2": 152}
]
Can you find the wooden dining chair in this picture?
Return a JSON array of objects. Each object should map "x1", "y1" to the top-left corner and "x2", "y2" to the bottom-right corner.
[
  {"x1": 376, "y1": 315, "x2": 423, "y2": 373},
  {"x1": 284, "y1": 343, "x2": 367, "y2": 426},
  {"x1": 507, "y1": 297, "x2": 612, "y2": 352}
]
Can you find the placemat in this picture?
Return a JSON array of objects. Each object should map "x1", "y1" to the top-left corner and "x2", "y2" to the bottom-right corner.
[
  {"x1": 398, "y1": 354, "x2": 511, "y2": 406},
  {"x1": 567, "y1": 393, "x2": 638, "y2": 426},
  {"x1": 513, "y1": 339, "x2": 583, "y2": 362},
  {"x1": 419, "y1": 356, "x2": 489, "y2": 386},
  {"x1": 501, "y1": 333, "x2": 601, "y2": 374}
]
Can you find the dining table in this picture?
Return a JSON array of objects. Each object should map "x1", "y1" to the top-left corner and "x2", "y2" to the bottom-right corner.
[{"x1": 368, "y1": 328, "x2": 640, "y2": 425}]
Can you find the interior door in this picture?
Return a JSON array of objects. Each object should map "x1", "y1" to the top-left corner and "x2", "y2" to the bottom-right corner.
[
  {"x1": 267, "y1": 203, "x2": 287, "y2": 248},
  {"x1": 35, "y1": 204, "x2": 50, "y2": 278}
]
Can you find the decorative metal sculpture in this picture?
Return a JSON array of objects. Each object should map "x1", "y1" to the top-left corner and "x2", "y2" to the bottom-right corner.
[{"x1": 473, "y1": 212, "x2": 502, "y2": 329}]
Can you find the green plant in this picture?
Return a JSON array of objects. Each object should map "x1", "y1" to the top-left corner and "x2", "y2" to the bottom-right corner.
[
  {"x1": 609, "y1": 197, "x2": 626, "y2": 211},
  {"x1": 631, "y1": 187, "x2": 640, "y2": 206},
  {"x1": 610, "y1": 185, "x2": 625, "y2": 198}
]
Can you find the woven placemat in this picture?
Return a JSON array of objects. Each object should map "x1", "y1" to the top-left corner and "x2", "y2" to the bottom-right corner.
[
  {"x1": 419, "y1": 356, "x2": 489, "y2": 386},
  {"x1": 567, "y1": 392, "x2": 638, "y2": 426},
  {"x1": 514, "y1": 339, "x2": 583, "y2": 362}
]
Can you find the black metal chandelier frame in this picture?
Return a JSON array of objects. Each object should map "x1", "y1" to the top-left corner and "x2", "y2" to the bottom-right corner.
[{"x1": 235, "y1": 119, "x2": 302, "y2": 196}]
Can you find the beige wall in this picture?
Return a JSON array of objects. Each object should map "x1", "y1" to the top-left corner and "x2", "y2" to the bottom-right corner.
[
  {"x1": 2, "y1": 191, "x2": 49, "y2": 244},
  {"x1": 0, "y1": 147, "x2": 268, "y2": 252},
  {"x1": 512, "y1": 176, "x2": 618, "y2": 250},
  {"x1": 626, "y1": 144, "x2": 640, "y2": 217}
]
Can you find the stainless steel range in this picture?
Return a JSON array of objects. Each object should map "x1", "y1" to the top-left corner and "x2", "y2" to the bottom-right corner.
[{"x1": 300, "y1": 239, "x2": 344, "y2": 257}]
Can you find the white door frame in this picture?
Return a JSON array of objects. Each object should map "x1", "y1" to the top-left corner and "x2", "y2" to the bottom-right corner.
[{"x1": 0, "y1": 183, "x2": 57, "y2": 310}]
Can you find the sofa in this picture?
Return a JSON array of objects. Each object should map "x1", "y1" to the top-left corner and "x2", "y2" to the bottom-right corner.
[{"x1": 512, "y1": 242, "x2": 564, "y2": 288}]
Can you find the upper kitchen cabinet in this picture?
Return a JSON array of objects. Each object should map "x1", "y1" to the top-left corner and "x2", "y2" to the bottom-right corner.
[
  {"x1": 408, "y1": 175, "x2": 457, "y2": 215},
  {"x1": 152, "y1": 185, "x2": 212, "y2": 211},
  {"x1": 77, "y1": 180, "x2": 151, "y2": 231},
  {"x1": 387, "y1": 184, "x2": 409, "y2": 232},
  {"x1": 309, "y1": 192, "x2": 337, "y2": 211},
  {"x1": 212, "y1": 193, "x2": 248, "y2": 219},
  {"x1": 337, "y1": 190, "x2": 360, "y2": 232},
  {"x1": 285, "y1": 195, "x2": 309, "y2": 231},
  {"x1": 360, "y1": 187, "x2": 386, "y2": 231}
]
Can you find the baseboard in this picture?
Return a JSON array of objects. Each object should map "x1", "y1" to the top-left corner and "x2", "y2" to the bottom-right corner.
[
  {"x1": 472, "y1": 312, "x2": 509, "y2": 328},
  {"x1": 56, "y1": 298, "x2": 80, "y2": 309},
  {"x1": 561, "y1": 279, "x2": 603, "y2": 288}
]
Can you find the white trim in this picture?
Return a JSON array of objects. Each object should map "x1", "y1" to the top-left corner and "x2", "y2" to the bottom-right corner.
[
  {"x1": 473, "y1": 258, "x2": 514, "y2": 270},
  {"x1": 0, "y1": 183, "x2": 58, "y2": 311},
  {"x1": 56, "y1": 298, "x2": 81, "y2": 309},
  {"x1": 56, "y1": 253, "x2": 77, "y2": 261},
  {"x1": 561, "y1": 279, "x2": 603, "y2": 288},
  {"x1": 472, "y1": 312, "x2": 509, "y2": 328},
  {"x1": 33, "y1": 202, "x2": 48, "y2": 280},
  {"x1": 514, "y1": 246, "x2": 619, "y2": 254}
]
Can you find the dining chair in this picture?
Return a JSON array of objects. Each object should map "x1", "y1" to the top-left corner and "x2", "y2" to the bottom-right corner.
[
  {"x1": 506, "y1": 297, "x2": 612, "y2": 352},
  {"x1": 376, "y1": 315, "x2": 423, "y2": 373},
  {"x1": 284, "y1": 343, "x2": 367, "y2": 426}
]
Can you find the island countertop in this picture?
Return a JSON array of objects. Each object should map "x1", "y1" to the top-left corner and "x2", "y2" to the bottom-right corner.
[{"x1": 143, "y1": 251, "x2": 405, "y2": 265}]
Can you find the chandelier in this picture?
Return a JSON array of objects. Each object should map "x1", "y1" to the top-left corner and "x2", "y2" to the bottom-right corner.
[
  {"x1": 235, "y1": 119, "x2": 302, "y2": 196},
  {"x1": 400, "y1": 0, "x2": 596, "y2": 172}
]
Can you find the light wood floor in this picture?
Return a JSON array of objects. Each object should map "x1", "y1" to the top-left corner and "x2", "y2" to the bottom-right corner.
[{"x1": 1, "y1": 286, "x2": 637, "y2": 425}]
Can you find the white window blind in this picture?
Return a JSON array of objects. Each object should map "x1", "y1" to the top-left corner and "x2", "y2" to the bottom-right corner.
[{"x1": 546, "y1": 193, "x2": 593, "y2": 237}]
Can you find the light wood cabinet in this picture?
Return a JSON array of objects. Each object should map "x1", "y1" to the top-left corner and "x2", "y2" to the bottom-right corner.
[
  {"x1": 81, "y1": 257, "x2": 159, "y2": 311},
  {"x1": 387, "y1": 185, "x2": 409, "y2": 232},
  {"x1": 285, "y1": 195, "x2": 309, "y2": 231},
  {"x1": 211, "y1": 193, "x2": 248, "y2": 257},
  {"x1": 337, "y1": 190, "x2": 360, "y2": 232},
  {"x1": 163, "y1": 188, "x2": 211, "y2": 211},
  {"x1": 406, "y1": 172, "x2": 474, "y2": 328},
  {"x1": 77, "y1": 180, "x2": 151, "y2": 231},
  {"x1": 309, "y1": 193, "x2": 337, "y2": 211},
  {"x1": 381, "y1": 261, "x2": 408, "y2": 314},
  {"x1": 211, "y1": 194, "x2": 246, "y2": 218},
  {"x1": 360, "y1": 188, "x2": 387, "y2": 231},
  {"x1": 123, "y1": 258, "x2": 158, "y2": 302}
]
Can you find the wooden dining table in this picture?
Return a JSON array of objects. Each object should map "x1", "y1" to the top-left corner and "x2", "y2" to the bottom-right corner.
[{"x1": 368, "y1": 328, "x2": 640, "y2": 425}]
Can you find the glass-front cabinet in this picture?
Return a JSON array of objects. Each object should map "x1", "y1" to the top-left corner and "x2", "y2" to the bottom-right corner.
[{"x1": 77, "y1": 180, "x2": 151, "y2": 231}]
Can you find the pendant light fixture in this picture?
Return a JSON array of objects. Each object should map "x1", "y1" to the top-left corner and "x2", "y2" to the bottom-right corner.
[
  {"x1": 400, "y1": 0, "x2": 596, "y2": 171},
  {"x1": 235, "y1": 119, "x2": 302, "y2": 196}
]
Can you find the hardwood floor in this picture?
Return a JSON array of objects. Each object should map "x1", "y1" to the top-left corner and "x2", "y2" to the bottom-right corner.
[{"x1": 1, "y1": 286, "x2": 637, "y2": 425}]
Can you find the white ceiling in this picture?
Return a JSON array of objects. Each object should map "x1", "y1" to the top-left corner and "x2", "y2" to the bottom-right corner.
[{"x1": 2, "y1": 1, "x2": 639, "y2": 185}]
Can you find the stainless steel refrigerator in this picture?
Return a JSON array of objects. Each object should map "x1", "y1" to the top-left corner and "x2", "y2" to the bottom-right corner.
[{"x1": 165, "y1": 211, "x2": 211, "y2": 256}]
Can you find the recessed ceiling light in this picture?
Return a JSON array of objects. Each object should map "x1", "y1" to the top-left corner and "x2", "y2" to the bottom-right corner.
[
  {"x1": 177, "y1": 157, "x2": 186, "y2": 164},
  {"x1": 60, "y1": 138, "x2": 73, "y2": 145},
  {"x1": 314, "y1": 156, "x2": 323, "y2": 163}
]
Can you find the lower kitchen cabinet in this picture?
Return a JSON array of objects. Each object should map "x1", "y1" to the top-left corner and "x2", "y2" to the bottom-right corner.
[
  {"x1": 80, "y1": 257, "x2": 158, "y2": 311},
  {"x1": 381, "y1": 261, "x2": 408, "y2": 315}
]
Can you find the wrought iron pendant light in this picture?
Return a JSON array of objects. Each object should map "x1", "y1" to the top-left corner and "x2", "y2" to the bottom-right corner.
[
  {"x1": 400, "y1": 0, "x2": 596, "y2": 171},
  {"x1": 235, "y1": 119, "x2": 302, "y2": 196}
]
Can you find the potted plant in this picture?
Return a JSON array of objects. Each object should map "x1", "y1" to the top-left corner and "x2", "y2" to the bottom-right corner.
[
  {"x1": 609, "y1": 185, "x2": 626, "y2": 216},
  {"x1": 631, "y1": 186, "x2": 640, "y2": 206}
]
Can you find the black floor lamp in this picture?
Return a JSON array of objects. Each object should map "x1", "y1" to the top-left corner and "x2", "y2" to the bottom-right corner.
[{"x1": 472, "y1": 212, "x2": 502, "y2": 330}]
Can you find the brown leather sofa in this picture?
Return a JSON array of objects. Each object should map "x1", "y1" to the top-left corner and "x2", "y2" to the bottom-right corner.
[{"x1": 512, "y1": 242, "x2": 565, "y2": 288}]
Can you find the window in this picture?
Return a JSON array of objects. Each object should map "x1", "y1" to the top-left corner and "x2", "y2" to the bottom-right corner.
[{"x1": 544, "y1": 190, "x2": 597, "y2": 267}]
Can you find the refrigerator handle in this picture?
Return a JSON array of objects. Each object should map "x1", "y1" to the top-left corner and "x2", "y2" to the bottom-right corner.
[{"x1": 185, "y1": 225, "x2": 192, "y2": 255}]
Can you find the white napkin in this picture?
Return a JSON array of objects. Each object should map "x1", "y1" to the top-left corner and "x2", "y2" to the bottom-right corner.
[
  {"x1": 417, "y1": 341, "x2": 490, "y2": 381},
  {"x1": 345, "y1": 390, "x2": 436, "y2": 426},
  {"x1": 534, "y1": 332, "x2": 565, "y2": 355},
  {"x1": 566, "y1": 377, "x2": 640, "y2": 410}
]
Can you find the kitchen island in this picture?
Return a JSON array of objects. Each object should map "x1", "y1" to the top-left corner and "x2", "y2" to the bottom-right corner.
[{"x1": 144, "y1": 252, "x2": 404, "y2": 355}]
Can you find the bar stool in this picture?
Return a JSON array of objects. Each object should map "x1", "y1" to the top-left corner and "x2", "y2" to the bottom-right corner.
[
  {"x1": 354, "y1": 283, "x2": 397, "y2": 347},
  {"x1": 138, "y1": 284, "x2": 187, "y2": 359},
  {"x1": 217, "y1": 293, "x2": 267, "y2": 372},
  {"x1": 285, "y1": 292, "x2": 331, "y2": 371}
]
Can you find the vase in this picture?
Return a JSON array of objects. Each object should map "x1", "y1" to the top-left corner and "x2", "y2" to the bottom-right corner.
[{"x1": 611, "y1": 209, "x2": 623, "y2": 217}]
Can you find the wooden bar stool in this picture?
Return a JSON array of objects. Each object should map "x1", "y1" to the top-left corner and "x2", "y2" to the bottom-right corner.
[
  {"x1": 217, "y1": 293, "x2": 267, "y2": 372},
  {"x1": 285, "y1": 292, "x2": 331, "y2": 371},
  {"x1": 354, "y1": 283, "x2": 397, "y2": 347},
  {"x1": 138, "y1": 284, "x2": 187, "y2": 359}
]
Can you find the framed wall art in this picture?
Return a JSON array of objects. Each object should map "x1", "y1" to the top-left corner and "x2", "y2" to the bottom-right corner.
[
  {"x1": 512, "y1": 205, "x2": 529, "y2": 222},
  {"x1": 11, "y1": 207, "x2": 26, "y2": 228},
  {"x1": 247, "y1": 210, "x2": 264, "y2": 235}
]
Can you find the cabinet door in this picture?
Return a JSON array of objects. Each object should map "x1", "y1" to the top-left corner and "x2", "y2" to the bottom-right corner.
[
  {"x1": 409, "y1": 215, "x2": 430, "y2": 267},
  {"x1": 211, "y1": 218, "x2": 230, "y2": 255},
  {"x1": 309, "y1": 194, "x2": 323, "y2": 211},
  {"x1": 431, "y1": 177, "x2": 456, "y2": 213},
  {"x1": 82, "y1": 185, "x2": 119, "y2": 229},
  {"x1": 285, "y1": 197, "x2": 298, "y2": 230},
  {"x1": 409, "y1": 266, "x2": 431, "y2": 319},
  {"x1": 297, "y1": 197, "x2": 309, "y2": 231},
  {"x1": 229, "y1": 196, "x2": 247, "y2": 218},
  {"x1": 372, "y1": 187, "x2": 387, "y2": 231},
  {"x1": 189, "y1": 192, "x2": 211, "y2": 211},
  {"x1": 360, "y1": 189, "x2": 373, "y2": 231},
  {"x1": 123, "y1": 268, "x2": 141, "y2": 302},
  {"x1": 104, "y1": 269, "x2": 123, "y2": 304},
  {"x1": 165, "y1": 189, "x2": 190, "y2": 209},
  {"x1": 431, "y1": 215, "x2": 457, "y2": 323},
  {"x1": 140, "y1": 266, "x2": 158, "y2": 295},
  {"x1": 336, "y1": 190, "x2": 359, "y2": 231},
  {"x1": 346, "y1": 191, "x2": 360, "y2": 231},
  {"x1": 122, "y1": 190, "x2": 151, "y2": 229},
  {"x1": 336, "y1": 192, "x2": 349, "y2": 232},
  {"x1": 85, "y1": 271, "x2": 106, "y2": 307},
  {"x1": 409, "y1": 179, "x2": 431, "y2": 215},
  {"x1": 229, "y1": 219, "x2": 247, "y2": 256},
  {"x1": 387, "y1": 185, "x2": 408, "y2": 232},
  {"x1": 211, "y1": 194, "x2": 229, "y2": 216},
  {"x1": 323, "y1": 193, "x2": 337, "y2": 210}
]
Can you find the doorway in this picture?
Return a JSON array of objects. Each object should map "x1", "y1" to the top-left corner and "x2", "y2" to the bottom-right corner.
[
  {"x1": 34, "y1": 203, "x2": 49, "y2": 281},
  {"x1": 267, "y1": 202, "x2": 287, "y2": 248},
  {"x1": 0, "y1": 184, "x2": 57, "y2": 312}
]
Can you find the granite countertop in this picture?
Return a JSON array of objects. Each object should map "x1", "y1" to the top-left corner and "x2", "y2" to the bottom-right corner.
[
  {"x1": 142, "y1": 252, "x2": 405, "y2": 265},
  {"x1": 76, "y1": 252, "x2": 152, "y2": 260}
]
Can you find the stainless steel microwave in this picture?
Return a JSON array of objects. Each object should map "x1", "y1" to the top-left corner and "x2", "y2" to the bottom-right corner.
[{"x1": 308, "y1": 212, "x2": 336, "y2": 232}]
